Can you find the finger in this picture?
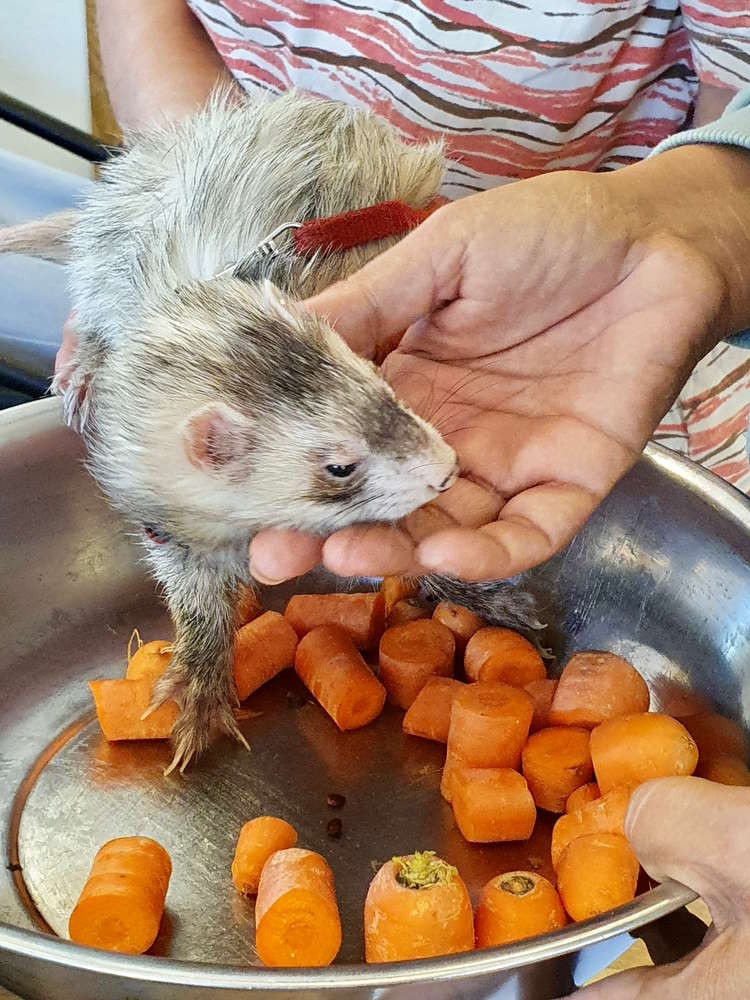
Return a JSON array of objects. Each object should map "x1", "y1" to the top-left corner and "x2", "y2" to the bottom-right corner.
[
  {"x1": 249, "y1": 529, "x2": 324, "y2": 584},
  {"x1": 567, "y1": 960, "x2": 690, "y2": 1000},
  {"x1": 415, "y1": 482, "x2": 599, "y2": 580},
  {"x1": 302, "y1": 207, "x2": 463, "y2": 358},
  {"x1": 322, "y1": 525, "x2": 420, "y2": 578},
  {"x1": 624, "y1": 777, "x2": 750, "y2": 930}
]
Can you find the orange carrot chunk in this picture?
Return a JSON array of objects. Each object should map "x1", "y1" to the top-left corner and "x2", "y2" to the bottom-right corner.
[
  {"x1": 255, "y1": 848, "x2": 341, "y2": 967},
  {"x1": 548, "y1": 652, "x2": 649, "y2": 729},
  {"x1": 526, "y1": 678, "x2": 558, "y2": 732},
  {"x1": 231, "y1": 817, "x2": 298, "y2": 895},
  {"x1": 442, "y1": 682, "x2": 535, "y2": 801},
  {"x1": 432, "y1": 602, "x2": 485, "y2": 654},
  {"x1": 681, "y1": 712, "x2": 749, "y2": 762},
  {"x1": 557, "y1": 833, "x2": 640, "y2": 922},
  {"x1": 695, "y1": 755, "x2": 750, "y2": 786},
  {"x1": 295, "y1": 625, "x2": 386, "y2": 730},
  {"x1": 364, "y1": 852, "x2": 474, "y2": 963},
  {"x1": 285, "y1": 592, "x2": 385, "y2": 650},
  {"x1": 551, "y1": 786, "x2": 633, "y2": 868},
  {"x1": 402, "y1": 676, "x2": 465, "y2": 743},
  {"x1": 380, "y1": 576, "x2": 419, "y2": 615},
  {"x1": 68, "y1": 837, "x2": 171, "y2": 954},
  {"x1": 233, "y1": 611, "x2": 299, "y2": 701},
  {"x1": 126, "y1": 637, "x2": 172, "y2": 683},
  {"x1": 89, "y1": 679, "x2": 178, "y2": 741},
  {"x1": 591, "y1": 713, "x2": 698, "y2": 794},
  {"x1": 476, "y1": 871, "x2": 567, "y2": 947},
  {"x1": 452, "y1": 767, "x2": 537, "y2": 843},
  {"x1": 565, "y1": 782, "x2": 600, "y2": 814},
  {"x1": 378, "y1": 619, "x2": 455, "y2": 709},
  {"x1": 464, "y1": 628, "x2": 546, "y2": 687},
  {"x1": 386, "y1": 598, "x2": 432, "y2": 628},
  {"x1": 522, "y1": 727, "x2": 593, "y2": 814}
]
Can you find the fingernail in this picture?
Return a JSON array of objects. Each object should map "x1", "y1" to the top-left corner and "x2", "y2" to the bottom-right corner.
[{"x1": 249, "y1": 564, "x2": 288, "y2": 586}]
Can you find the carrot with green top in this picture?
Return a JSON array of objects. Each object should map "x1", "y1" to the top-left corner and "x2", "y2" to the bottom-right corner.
[{"x1": 364, "y1": 851, "x2": 474, "y2": 962}]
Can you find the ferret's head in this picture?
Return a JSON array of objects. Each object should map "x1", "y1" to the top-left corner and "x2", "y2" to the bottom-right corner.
[{"x1": 113, "y1": 280, "x2": 458, "y2": 538}]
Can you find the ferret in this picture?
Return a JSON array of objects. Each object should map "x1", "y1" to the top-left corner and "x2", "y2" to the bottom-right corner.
[{"x1": 1, "y1": 89, "x2": 540, "y2": 772}]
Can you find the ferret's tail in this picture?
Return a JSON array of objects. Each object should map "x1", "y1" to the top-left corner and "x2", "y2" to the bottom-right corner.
[
  {"x1": 0, "y1": 209, "x2": 79, "y2": 263},
  {"x1": 419, "y1": 573, "x2": 548, "y2": 654}
]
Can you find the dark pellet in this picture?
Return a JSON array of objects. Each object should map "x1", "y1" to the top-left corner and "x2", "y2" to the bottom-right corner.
[
  {"x1": 326, "y1": 793, "x2": 346, "y2": 809},
  {"x1": 326, "y1": 818, "x2": 343, "y2": 839},
  {"x1": 285, "y1": 690, "x2": 306, "y2": 709}
]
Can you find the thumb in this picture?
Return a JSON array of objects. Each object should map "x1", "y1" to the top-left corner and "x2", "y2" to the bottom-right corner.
[
  {"x1": 302, "y1": 205, "x2": 462, "y2": 359},
  {"x1": 623, "y1": 776, "x2": 750, "y2": 930}
]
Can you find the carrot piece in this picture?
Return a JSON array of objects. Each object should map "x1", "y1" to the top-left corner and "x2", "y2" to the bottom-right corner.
[
  {"x1": 451, "y1": 767, "x2": 537, "y2": 843},
  {"x1": 463, "y1": 627, "x2": 546, "y2": 687},
  {"x1": 432, "y1": 602, "x2": 485, "y2": 654},
  {"x1": 285, "y1": 592, "x2": 385, "y2": 649},
  {"x1": 402, "y1": 676, "x2": 465, "y2": 743},
  {"x1": 255, "y1": 848, "x2": 342, "y2": 967},
  {"x1": 364, "y1": 852, "x2": 474, "y2": 962},
  {"x1": 551, "y1": 786, "x2": 633, "y2": 868},
  {"x1": 442, "y1": 682, "x2": 535, "y2": 801},
  {"x1": 591, "y1": 713, "x2": 698, "y2": 794},
  {"x1": 521, "y1": 727, "x2": 593, "y2": 814},
  {"x1": 380, "y1": 575, "x2": 419, "y2": 615},
  {"x1": 548, "y1": 652, "x2": 650, "y2": 729},
  {"x1": 526, "y1": 678, "x2": 558, "y2": 732},
  {"x1": 378, "y1": 619, "x2": 455, "y2": 709},
  {"x1": 386, "y1": 598, "x2": 432, "y2": 628},
  {"x1": 565, "y1": 782, "x2": 600, "y2": 814},
  {"x1": 68, "y1": 837, "x2": 171, "y2": 954},
  {"x1": 236, "y1": 583, "x2": 263, "y2": 627},
  {"x1": 233, "y1": 611, "x2": 299, "y2": 701},
  {"x1": 681, "y1": 712, "x2": 749, "y2": 761},
  {"x1": 231, "y1": 817, "x2": 298, "y2": 895},
  {"x1": 695, "y1": 754, "x2": 750, "y2": 786},
  {"x1": 295, "y1": 625, "x2": 386, "y2": 730},
  {"x1": 557, "y1": 833, "x2": 639, "y2": 922},
  {"x1": 126, "y1": 635, "x2": 172, "y2": 683},
  {"x1": 89, "y1": 679, "x2": 178, "y2": 741},
  {"x1": 475, "y1": 871, "x2": 567, "y2": 947}
]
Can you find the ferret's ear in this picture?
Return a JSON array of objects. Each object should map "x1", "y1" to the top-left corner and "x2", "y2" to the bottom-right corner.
[{"x1": 183, "y1": 403, "x2": 257, "y2": 472}]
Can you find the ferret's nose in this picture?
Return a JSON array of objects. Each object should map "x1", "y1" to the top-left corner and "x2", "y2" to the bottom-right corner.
[{"x1": 437, "y1": 459, "x2": 460, "y2": 492}]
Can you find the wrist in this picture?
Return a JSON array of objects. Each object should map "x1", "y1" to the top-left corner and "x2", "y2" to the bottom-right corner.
[{"x1": 608, "y1": 144, "x2": 750, "y2": 345}]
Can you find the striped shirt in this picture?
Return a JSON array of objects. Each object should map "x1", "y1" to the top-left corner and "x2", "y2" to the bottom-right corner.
[{"x1": 187, "y1": 0, "x2": 750, "y2": 490}]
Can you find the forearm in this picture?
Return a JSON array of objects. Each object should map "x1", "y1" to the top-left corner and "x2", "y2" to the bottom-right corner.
[{"x1": 97, "y1": 0, "x2": 238, "y2": 131}]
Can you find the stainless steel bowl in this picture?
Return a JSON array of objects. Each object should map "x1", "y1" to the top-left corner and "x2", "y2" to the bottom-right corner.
[{"x1": 1, "y1": 398, "x2": 748, "y2": 1000}]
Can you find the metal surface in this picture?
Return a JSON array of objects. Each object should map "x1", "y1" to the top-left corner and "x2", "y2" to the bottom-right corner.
[{"x1": 2, "y1": 397, "x2": 750, "y2": 998}]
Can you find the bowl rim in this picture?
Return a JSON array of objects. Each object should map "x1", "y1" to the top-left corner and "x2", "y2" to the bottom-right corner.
[{"x1": 4, "y1": 398, "x2": 744, "y2": 987}]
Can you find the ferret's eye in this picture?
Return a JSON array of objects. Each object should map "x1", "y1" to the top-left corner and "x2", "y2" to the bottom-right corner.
[{"x1": 325, "y1": 462, "x2": 358, "y2": 479}]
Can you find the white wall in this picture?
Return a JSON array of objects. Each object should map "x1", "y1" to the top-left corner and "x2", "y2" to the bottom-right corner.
[{"x1": 0, "y1": 0, "x2": 92, "y2": 178}]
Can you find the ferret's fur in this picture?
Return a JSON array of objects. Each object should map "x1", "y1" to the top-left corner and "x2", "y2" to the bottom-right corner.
[{"x1": 1, "y1": 89, "x2": 541, "y2": 772}]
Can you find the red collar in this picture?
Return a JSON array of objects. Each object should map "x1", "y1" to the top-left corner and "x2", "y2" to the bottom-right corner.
[{"x1": 293, "y1": 196, "x2": 446, "y2": 256}]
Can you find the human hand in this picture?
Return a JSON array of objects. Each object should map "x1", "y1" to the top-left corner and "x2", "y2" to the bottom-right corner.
[
  {"x1": 249, "y1": 144, "x2": 750, "y2": 584},
  {"x1": 569, "y1": 777, "x2": 750, "y2": 999}
]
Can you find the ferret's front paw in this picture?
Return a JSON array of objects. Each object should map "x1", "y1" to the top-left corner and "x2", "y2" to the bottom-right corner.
[{"x1": 150, "y1": 665, "x2": 249, "y2": 775}]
